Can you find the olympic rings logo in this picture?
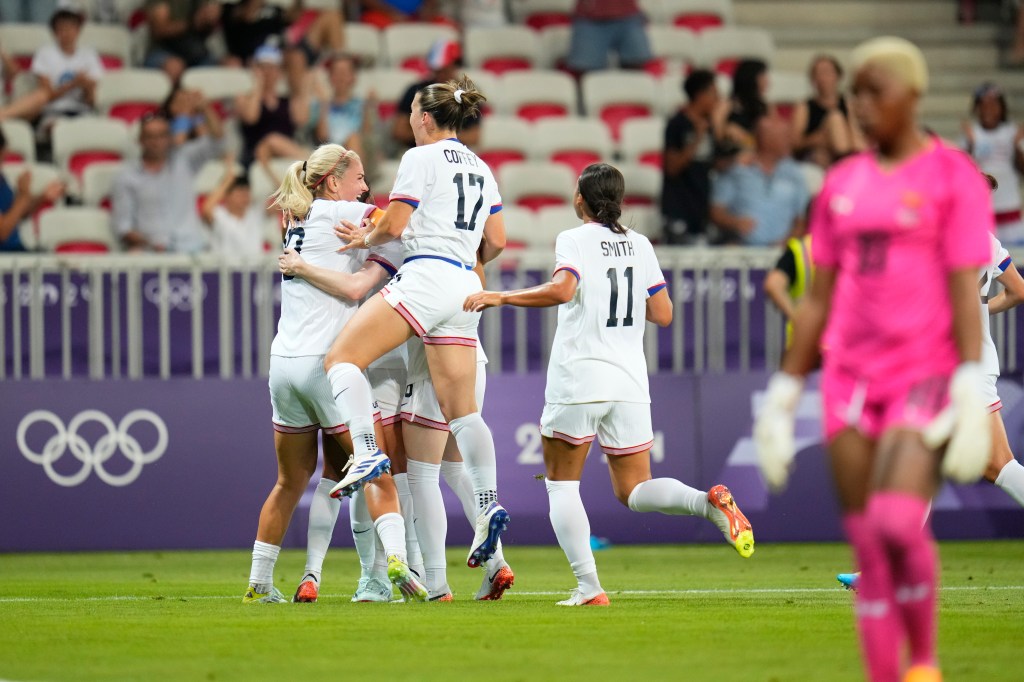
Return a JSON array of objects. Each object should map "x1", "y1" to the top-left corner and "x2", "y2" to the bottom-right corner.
[
  {"x1": 144, "y1": 278, "x2": 207, "y2": 311},
  {"x1": 16, "y1": 410, "x2": 168, "y2": 487}
]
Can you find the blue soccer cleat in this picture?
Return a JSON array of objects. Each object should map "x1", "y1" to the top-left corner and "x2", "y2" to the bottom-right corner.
[
  {"x1": 330, "y1": 451, "x2": 391, "y2": 498},
  {"x1": 467, "y1": 501, "x2": 510, "y2": 568},
  {"x1": 837, "y1": 572, "x2": 860, "y2": 592}
]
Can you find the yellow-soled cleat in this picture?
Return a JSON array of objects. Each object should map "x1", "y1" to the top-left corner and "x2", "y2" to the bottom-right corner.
[
  {"x1": 903, "y1": 665, "x2": 942, "y2": 682},
  {"x1": 387, "y1": 555, "x2": 428, "y2": 602},
  {"x1": 242, "y1": 585, "x2": 287, "y2": 604},
  {"x1": 707, "y1": 484, "x2": 755, "y2": 558}
]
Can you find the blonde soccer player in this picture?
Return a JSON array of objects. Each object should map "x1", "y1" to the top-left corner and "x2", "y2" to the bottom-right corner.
[
  {"x1": 324, "y1": 76, "x2": 511, "y2": 570},
  {"x1": 244, "y1": 143, "x2": 428, "y2": 604},
  {"x1": 466, "y1": 163, "x2": 755, "y2": 607}
]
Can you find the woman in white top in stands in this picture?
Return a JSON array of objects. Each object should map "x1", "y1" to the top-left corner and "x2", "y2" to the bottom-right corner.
[
  {"x1": 963, "y1": 83, "x2": 1024, "y2": 244},
  {"x1": 466, "y1": 163, "x2": 755, "y2": 606},
  {"x1": 325, "y1": 75, "x2": 511, "y2": 572},
  {"x1": 243, "y1": 143, "x2": 427, "y2": 604}
]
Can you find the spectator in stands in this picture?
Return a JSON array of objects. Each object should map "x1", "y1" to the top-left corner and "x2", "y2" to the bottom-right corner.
[
  {"x1": 360, "y1": 0, "x2": 444, "y2": 29},
  {"x1": 0, "y1": 0, "x2": 58, "y2": 23},
  {"x1": 790, "y1": 54, "x2": 862, "y2": 167},
  {"x1": 661, "y1": 69, "x2": 722, "y2": 245},
  {"x1": 221, "y1": 0, "x2": 345, "y2": 66},
  {"x1": 392, "y1": 39, "x2": 481, "y2": 149},
  {"x1": 237, "y1": 43, "x2": 305, "y2": 166},
  {"x1": 724, "y1": 59, "x2": 772, "y2": 150},
  {"x1": 283, "y1": 44, "x2": 329, "y2": 148},
  {"x1": 325, "y1": 53, "x2": 373, "y2": 158},
  {"x1": 0, "y1": 5, "x2": 103, "y2": 127},
  {"x1": 0, "y1": 127, "x2": 64, "y2": 252},
  {"x1": 710, "y1": 114, "x2": 809, "y2": 246},
  {"x1": 143, "y1": 0, "x2": 221, "y2": 83},
  {"x1": 963, "y1": 82, "x2": 1024, "y2": 244},
  {"x1": 111, "y1": 105, "x2": 224, "y2": 253},
  {"x1": 161, "y1": 84, "x2": 210, "y2": 145},
  {"x1": 200, "y1": 153, "x2": 265, "y2": 259},
  {"x1": 566, "y1": 0, "x2": 651, "y2": 74}
]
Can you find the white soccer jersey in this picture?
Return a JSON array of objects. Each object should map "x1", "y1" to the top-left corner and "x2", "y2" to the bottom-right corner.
[
  {"x1": 390, "y1": 138, "x2": 502, "y2": 266},
  {"x1": 545, "y1": 223, "x2": 667, "y2": 405},
  {"x1": 270, "y1": 199, "x2": 400, "y2": 357},
  {"x1": 980, "y1": 234, "x2": 1012, "y2": 376}
]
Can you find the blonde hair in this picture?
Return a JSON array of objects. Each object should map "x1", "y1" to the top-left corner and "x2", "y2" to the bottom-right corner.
[
  {"x1": 850, "y1": 37, "x2": 928, "y2": 94},
  {"x1": 270, "y1": 143, "x2": 359, "y2": 221}
]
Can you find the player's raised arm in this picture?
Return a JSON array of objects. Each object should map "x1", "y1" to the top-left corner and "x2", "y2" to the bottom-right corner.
[{"x1": 279, "y1": 249, "x2": 392, "y2": 300}]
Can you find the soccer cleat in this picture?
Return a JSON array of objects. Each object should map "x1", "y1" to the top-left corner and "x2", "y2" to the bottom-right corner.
[
  {"x1": 707, "y1": 484, "x2": 755, "y2": 558},
  {"x1": 387, "y1": 555, "x2": 428, "y2": 602},
  {"x1": 475, "y1": 563, "x2": 515, "y2": 601},
  {"x1": 351, "y1": 577, "x2": 392, "y2": 603},
  {"x1": 292, "y1": 576, "x2": 319, "y2": 603},
  {"x1": 428, "y1": 586, "x2": 453, "y2": 602},
  {"x1": 330, "y1": 451, "x2": 391, "y2": 498},
  {"x1": 903, "y1": 665, "x2": 942, "y2": 682},
  {"x1": 556, "y1": 588, "x2": 610, "y2": 606},
  {"x1": 837, "y1": 572, "x2": 860, "y2": 592},
  {"x1": 242, "y1": 585, "x2": 287, "y2": 604},
  {"x1": 467, "y1": 501, "x2": 510, "y2": 568}
]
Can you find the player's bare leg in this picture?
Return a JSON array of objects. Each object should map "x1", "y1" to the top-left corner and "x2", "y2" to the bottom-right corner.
[{"x1": 985, "y1": 412, "x2": 1024, "y2": 506}]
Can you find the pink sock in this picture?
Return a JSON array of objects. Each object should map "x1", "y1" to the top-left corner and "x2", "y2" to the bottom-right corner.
[
  {"x1": 843, "y1": 512, "x2": 902, "y2": 682},
  {"x1": 867, "y1": 492, "x2": 938, "y2": 669}
]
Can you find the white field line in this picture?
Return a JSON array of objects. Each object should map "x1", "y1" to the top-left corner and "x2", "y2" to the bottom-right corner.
[{"x1": 0, "y1": 585, "x2": 1022, "y2": 604}]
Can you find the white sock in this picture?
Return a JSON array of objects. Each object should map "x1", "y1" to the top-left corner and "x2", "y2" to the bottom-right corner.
[
  {"x1": 393, "y1": 473, "x2": 424, "y2": 578},
  {"x1": 995, "y1": 459, "x2": 1024, "y2": 508},
  {"x1": 249, "y1": 541, "x2": 280, "y2": 590},
  {"x1": 349, "y1": 489, "x2": 375, "y2": 580},
  {"x1": 407, "y1": 459, "x2": 448, "y2": 593},
  {"x1": 442, "y1": 459, "x2": 506, "y2": 570},
  {"x1": 449, "y1": 412, "x2": 498, "y2": 511},
  {"x1": 627, "y1": 478, "x2": 710, "y2": 518},
  {"x1": 546, "y1": 479, "x2": 601, "y2": 595},
  {"x1": 304, "y1": 478, "x2": 341, "y2": 584},
  {"x1": 372, "y1": 532, "x2": 389, "y2": 583},
  {"x1": 374, "y1": 512, "x2": 408, "y2": 562},
  {"x1": 326, "y1": 363, "x2": 378, "y2": 457}
]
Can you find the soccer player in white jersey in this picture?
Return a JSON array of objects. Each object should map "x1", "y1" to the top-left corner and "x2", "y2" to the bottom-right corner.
[
  {"x1": 466, "y1": 163, "x2": 755, "y2": 606},
  {"x1": 323, "y1": 76, "x2": 511, "y2": 570},
  {"x1": 244, "y1": 143, "x2": 427, "y2": 604}
]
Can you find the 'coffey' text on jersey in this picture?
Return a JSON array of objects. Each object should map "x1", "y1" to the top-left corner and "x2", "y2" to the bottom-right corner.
[
  {"x1": 271, "y1": 199, "x2": 400, "y2": 357},
  {"x1": 545, "y1": 223, "x2": 667, "y2": 405},
  {"x1": 389, "y1": 138, "x2": 502, "y2": 266}
]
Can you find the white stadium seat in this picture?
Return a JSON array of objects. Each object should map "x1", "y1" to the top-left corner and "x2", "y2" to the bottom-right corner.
[
  {"x1": 581, "y1": 70, "x2": 658, "y2": 140},
  {"x1": 497, "y1": 70, "x2": 577, "y2": 122},
  {"x1": 534, "y1": 205, "x2": 580, "y2": 247},
  {"x1": 95, "y1": 69, "x2": 173, "y2": 124},
  {"x1": 355, "y1": 68, "x2": 418, "y2": 121},
  {"x1": 181, "y1": 67, "x2": 255, "y2": 102},
  {"x1": 646, "y1": 26, "x2": 700, "y2": 74},
  {"x1": 621, "y1": 205, "x2": 662, "y2": 241},
  {"x1": 381, "y1": 24, "x2": 458, "y2": 72},
  {"x1": 619, "y1": 116, "x2": 666, "y2": 168},
  {"x1": 697, "y1": 27, "x2": 775, "y2": 74},
  {"x1": 477, "y1": 116, "x2": 533, "y2": 173},
  {"x1": 767, "y1": 70, "x2": 812, "y2": 108},
  {"x1": 369, "y1": 159, "x2": 402, "y2": 208},
  {"x1": 1, "y1": 162, "x2": 63, "y2": 197},
  {"x1": 250, "y1": 158, "x2": 297, "y2": 208},
  {"x1": 1, "y1": 119, "x2": 36, "y2": 164},
  {"x1": 499, "y1": 205, "x2": 537, "y2": 248},
  {"x1": 645, "y1": 0, "x2": 735, "y2": 29},
  {"x1": 80, "y1": 24, "x2": 132, "y2": 69},
  {"x1": 0, "y1": 24, "x2": 50, "y2": 69},
  {"x1": 464, "y1": 26, "x2": 541, "y2": 75},
  {"x1": 499, "y1": 161, "x2": 576, "y2": 212},
  {"x1": 511, "y1": 0, "x2": 574, "y2": 29},
  {"x1": 530, "y1": 117, "x2": 613, "y2": 176},
  {"x1": 618, "y1": 162, "x2": 662, "y2": 207},
  {"x1": 344, "y1": 23, "x2": 383, "y2": 67},
  {"x1": 537, "y1": 25, "x2": 571, "y2": 68},
  {"x1": 37, "y1": 207, "x2": 117, "y2": 253},
  {"x1": 51, "y1": 117, "x2": 131, "y2": 195},
  {"x1": 193, "y1": 160, "x2": 246, "y2": 197},
  {"x1": 81, "y1": 161, "x2": 124, "y2": 209}
]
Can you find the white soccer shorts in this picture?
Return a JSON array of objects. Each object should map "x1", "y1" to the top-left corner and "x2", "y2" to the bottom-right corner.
[
  {"x1": 401, "y1": 359, "x2": 488, "y2": 431},
  {"x1": 540, "y1": 401, "x2": 654, "y2": 455},
  {"x1": 269, "y1": 355, "x2": 379, "y2": 434},
  {"x1": 368, "y1": 366, "x2": 406, "y2": 426},
  {"x1": 380, "y1": 256, "x2": 481, "y2": 346},
  {"x1": 983, "y1": 373, "x2": 1002, "y2": 413}
]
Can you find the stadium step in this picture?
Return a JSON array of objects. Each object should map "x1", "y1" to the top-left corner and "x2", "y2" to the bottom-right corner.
[{"x1": 735, "y1": 0, "x2": 960, "y2": 28}]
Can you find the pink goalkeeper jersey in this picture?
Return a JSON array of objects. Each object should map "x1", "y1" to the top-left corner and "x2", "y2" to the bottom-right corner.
[{"x1": 812, "y1": 139, "x2": 993, "y2": 383}]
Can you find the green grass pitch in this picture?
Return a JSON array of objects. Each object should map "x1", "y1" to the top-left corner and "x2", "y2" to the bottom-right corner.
[{"x1": 0, "y1": 541, "x2": 1020, "y2": 681}]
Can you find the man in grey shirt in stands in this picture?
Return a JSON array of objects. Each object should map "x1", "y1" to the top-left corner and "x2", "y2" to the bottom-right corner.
[{"x1": 112, "y1": 99, "x2": 224, "y2": 252}]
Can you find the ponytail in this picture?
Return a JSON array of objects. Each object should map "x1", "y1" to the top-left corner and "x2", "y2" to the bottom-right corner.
[
  {"x1": 271, "y1": 160, "x2": 313, "y2": 222},
  {"x1": 269, "y1": 143, "x2": 359, "y2": 222},
  {"x1": 577, "y1": 163, "x2": 627, "y2": 235}
]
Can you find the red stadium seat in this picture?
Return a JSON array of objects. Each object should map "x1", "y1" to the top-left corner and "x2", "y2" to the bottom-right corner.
[
  {"x1": 582, "y1": 71, "x2": 658, "y2": 142},
  {"x1": 481, "y1": 57, "x2": 533, "y2": 76},
  {"x1": 517, "y1": 103, "x2": 568, "y2": 123},
  {"x1": 68, "y1": 151, "x2": 122, "y2": 181},
  {"x1": 599, "y1": 104, "x2": 651, "y2": 141},
  {"x1": 674, "y1": 13, "x2": 723, "y2": 31},
  {"x1": 525, "y1": 12, "x2": 571, "y2": 30}
]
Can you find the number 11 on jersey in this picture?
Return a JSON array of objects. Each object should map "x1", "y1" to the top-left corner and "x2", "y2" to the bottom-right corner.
[{"x1": 606, "y1": 266, "x2": 635, "y2": 327}]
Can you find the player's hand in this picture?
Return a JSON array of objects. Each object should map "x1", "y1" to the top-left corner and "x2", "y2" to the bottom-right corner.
[
  {"x1": 334, "y1": 219, "x2": 368, "y2": 252},
  {"x1": 464, "y1": 291, "x2": 503, "y2": 312},
  {"x1": 278, "y1": 248, "x2": 305, "y2": 277},
  {"x1": 925, "y1": 363, "x2": 991, "y2": 483},
  {"x1": 40, "y1": 180, "x2": 65, "y2": 204},
  {"x1": 753, "y1": 372, "x2": 803, "y2": 492}
]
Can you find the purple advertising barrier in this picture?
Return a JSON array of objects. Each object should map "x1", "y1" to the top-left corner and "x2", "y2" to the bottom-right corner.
[{"x1": 3, "y1": 374, "x2": 1023, "y2": 552}]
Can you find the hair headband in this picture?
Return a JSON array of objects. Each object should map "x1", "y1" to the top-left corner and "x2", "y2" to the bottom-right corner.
[{"x1": 310, "y1": 155, "x2": 344, "y2": 190}]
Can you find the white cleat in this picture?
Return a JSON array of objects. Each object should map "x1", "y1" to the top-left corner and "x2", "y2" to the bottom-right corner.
[
  {"x1": 330, "y1": 451, "x2": 391, "y2": 498},
  {"x1": 242, "y1": 585, "x2": 288, "y2": 604},
  {"x1": 467, "y1": 501, "x2": 510, "y2": 568},
  {"x1": 475, "y1": 562, "x2": 515, "y2": 601},
  {"x1": 351, "y1": 577, "x2": 393, "y2": 603},
  {"x1": 556, "y1": 588, "x2": 610, "y2": 606}
]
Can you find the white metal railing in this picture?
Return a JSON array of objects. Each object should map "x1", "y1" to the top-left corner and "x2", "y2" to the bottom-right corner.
[{"x1": 1, "y1": 247, "x2": 1019, "y2": 380}]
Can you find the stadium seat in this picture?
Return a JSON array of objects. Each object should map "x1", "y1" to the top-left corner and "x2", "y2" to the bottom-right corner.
[
  {"x1": 464, "y1": 26, "x2": 541, "y2": 75},
  {"x1": 619, "y1": 117, "x2": 665, "y2": 168},
  {"x1": 37, "y1": 207, "x2": 116, "y2": 253},
  {"x1": 645, "y1": 26, "x2": 699, "y2": 78},
  {"x1": 497, "y1": 70, "x2": 576, "y2": 122},
  {"x1": 95, "y1": 69, "x2": 173, "y2": 124},
  {"x1": 697, "y1": 27, "x2": 775, "y2": 75},
  {"x1": 381, "y1": 24, "x2": 458, "y2": 73},
  {"x1": 180, "y1": 67, "x2": 254, "y2": 110},
  {"x1": 1, "y1": 119, "x2": 35, "y2": 164},
  {"x1": 767, "y1": 70, "x2": 811, "y2": 120},
  {"x1": 621, "y1": 204, "x2": 662, "y2": 241},
  {"x1": 0, "y1": 24, "x2": 50, "y2": 70},
  {"x1": 498, "y1": 204, "x2": 536, "y2": 248},
  {"x1": 799, "y1": 162, "x2": 826, "y2": 197},
  {"x1": 581, "y1": 71, "x2": 658, "y2": 141},
  {"x1": 344, "y1": 23, "x2": 383, "y2": 67},
  {"x1": 618, "y1": 162, "x2": 661, "y2": 206},
  {"x1": 534, "y1": 205, "x2": 579, "y2": 247},
  {"x1": 249, "y1": 158, "x2": 296, "y2": 210},
  {"x1": 477, "y1": 116, "x2": 532, "y2": 173},
  {"x1": 1, "y1": 162, "x2": 62, "y2": 196},
  {"x1": 512, "y1": 0, "x2": 574, "y2": 30},
  {"x1": 654, "y1": 0, "x2": 734, "y2": 30},
  {"x1": 538, "y1": 25, "x2": 571, "y2": 69},
  {"x1": 193, "y1": 159, "x2": 246, "y2": 196},
  {"x1": 499, "y1": 161, "x2": 575, "y2": 212},
  {"x1": 656, "y1": 70, "x2": 688, "y2": 117},
  {"x1": 51, "y1": 117, "x2": 131, "y2": 195},
  {"x1": 80, "y1": 24, "x2": 132, "y2": 69},
  {"x1": 371, "y1": 159, "x2": 402, "y2": 209},
  {"x1": 354, "y1": 69, "x2": 417, "y2": 121},
  {"x1": 461, "y1": 69, "x2": 501, "y2": 114},
  {"x1": 530, "y1": 117, "x2": 613, "y2": 177},
  {"x1": 80, "y1": 161, "x2": 123, "y2": 210}
]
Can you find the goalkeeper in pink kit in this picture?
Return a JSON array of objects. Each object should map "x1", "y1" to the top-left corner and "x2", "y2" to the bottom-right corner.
[{"x1": 754, "y1": 38, "x2": 994, "y2": 682}]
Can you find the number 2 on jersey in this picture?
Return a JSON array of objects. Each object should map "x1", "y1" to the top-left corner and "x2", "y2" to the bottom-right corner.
[
  {"x1": 606, "y1": 266, "x2": 634, "y2": 327},
  {"x1": 452, "y1": 173, "x2": 485, "y2": 231},
  {"x1": 282, "y1": 225, "x2": 305, "y2": 281}
]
